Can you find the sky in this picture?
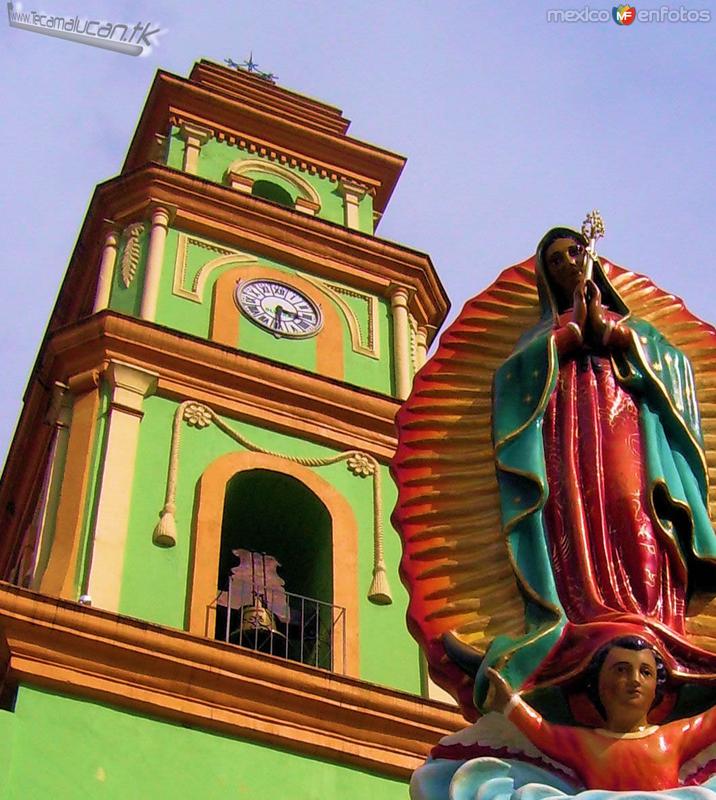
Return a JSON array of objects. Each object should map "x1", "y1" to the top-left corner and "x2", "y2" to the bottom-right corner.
[{"x1": 0, "y1": 0, "x2": 714, "y2": 461}]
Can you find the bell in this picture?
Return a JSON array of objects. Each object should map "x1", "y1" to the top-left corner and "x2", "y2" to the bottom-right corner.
[
  {"x1": 240, "y1": 599, "x2": 277, "y2": 633},
  {"x1": 233, "y1": 595, "x2": 285, "y2": 649}
]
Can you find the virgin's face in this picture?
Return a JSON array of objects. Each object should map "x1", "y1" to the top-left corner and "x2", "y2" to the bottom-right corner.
[
  {"x1": 598, "y1": 647, "x2": 657, "y2": 727},
  {"x1": 544, "y1": 237, "x2": 586, "y2": 299}
]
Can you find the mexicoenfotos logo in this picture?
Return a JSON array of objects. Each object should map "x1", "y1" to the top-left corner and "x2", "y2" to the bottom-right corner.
[
  {"x1": 613, "y1": 4, "x2": 637, "y2": 23},
  {"x1": 6, "y1": 1, "x2": 163, "y2": 55},
  {"x1": 546, "y1": 4, "x2": 711, "y2": 22}
]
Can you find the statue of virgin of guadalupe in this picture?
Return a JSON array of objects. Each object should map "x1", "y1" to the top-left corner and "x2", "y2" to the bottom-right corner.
[
  {"x1": 483, "y1": 225, "x2": 716, "y2": 707},
  {"x1": 393, "y1": 220, "x2": 716, "y2": 724}
]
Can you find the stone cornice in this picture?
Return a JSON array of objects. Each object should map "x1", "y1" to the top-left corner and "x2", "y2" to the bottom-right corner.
[
  {"x1": 43, "y1": 312, "x2": 401, "y2": 460},
  {"x1": 191, "y1": 60, "x2": 350, "y2": 137},
  {"x1": 0, "y1": 583, "x2": 463, "y2": 778},
  {"x1": 122, "y1": 66, "x2": 405, "y2": 213}
]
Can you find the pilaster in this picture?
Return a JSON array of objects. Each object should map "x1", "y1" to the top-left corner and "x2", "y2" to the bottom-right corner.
[
  {"x1": 178, "y1": 122, "x2": 212, "y2": 174},
  {"x1": 416, "y1": 326, "x2": 428, "y2": 368},
  {"x1": 84, "y1": 361, "x2": 158, "y2": 612},
  {"x1": 30, "y1": 384, "x2": 73, "y2": 590},
  {"x1": 40, "y1": 369, "x2": 101, "y2": 599},
  {"x1": 339, "y1": 179, "x2": 367, "y2": 230}
]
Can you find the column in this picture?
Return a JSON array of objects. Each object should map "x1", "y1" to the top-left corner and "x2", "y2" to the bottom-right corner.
[
  {"x1": 92, "y1": 228, "x2": 120, "y2": 313},
  {"x1": 390, "y1": 285, "x2": 412, "y2": 400},
  {"x1": 179, "y1": 122, "x2": 212, "y2": 174},
  {"x1": 139, "y1": 205, "x2": 173, "y2": 322},
  {"x1": 416, "y1": 326, "x2": 428, "y2": 368},
  {"x1": 152, "y1": 132, "x2": 168, "y2": 163},
  {"x1": 338, "y1": 179, "x2": 367, "y2": 230},
  {"x1": 85, "y1": 361, "x2": 158, "y2": 612}
]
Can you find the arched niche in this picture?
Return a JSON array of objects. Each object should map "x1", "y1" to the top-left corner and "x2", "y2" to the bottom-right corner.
[
  {"x1": 216, "y1": 470, "x2": 333, "y2": 667},
  {"x1": 186, "y1": 451, "x2": 359, "y2": 676},
  {"x1": 225, "y1": 158, "x2": 322, "y2": 213}
]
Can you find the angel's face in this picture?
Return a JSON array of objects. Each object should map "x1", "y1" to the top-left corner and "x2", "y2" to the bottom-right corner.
[{"x1": 598, "y1": 646, "x2": 657, "y2": 728}]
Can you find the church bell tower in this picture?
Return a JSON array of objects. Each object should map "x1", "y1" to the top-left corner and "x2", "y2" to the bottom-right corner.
[{"x1": 0, "y1": 60, "x2": 458, "y2": 797}]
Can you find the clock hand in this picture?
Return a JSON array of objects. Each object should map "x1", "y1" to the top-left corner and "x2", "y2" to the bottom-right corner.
[{"x1": 273, "y1": 305, "x2": 283, "y2": 329}]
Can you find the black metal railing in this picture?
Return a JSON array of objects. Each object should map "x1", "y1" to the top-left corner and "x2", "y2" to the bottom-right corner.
[{"x1": 211, "y1": 578, "x2": 346, "y2": 673}]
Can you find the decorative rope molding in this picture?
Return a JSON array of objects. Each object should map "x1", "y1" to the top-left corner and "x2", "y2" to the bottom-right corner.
[
  {"x1": 153, "y1": 401, "x2": 392, "y2": 605},
  {"x1": 302, "y1": 275, "x2": 379, "y2": 359},
  {"x1": 120, "y1": 223, "x2": 145, "y2": 288}
]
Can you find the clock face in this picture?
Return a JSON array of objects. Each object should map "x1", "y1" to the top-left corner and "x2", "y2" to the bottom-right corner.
[{"x1": 235, "y1": 279, "x2": 323, "y2": 338}]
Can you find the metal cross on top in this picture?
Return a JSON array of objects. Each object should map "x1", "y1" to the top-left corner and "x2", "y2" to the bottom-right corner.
[{"x1": 225, "y1": 53, "x2": 278, "y2": 84}]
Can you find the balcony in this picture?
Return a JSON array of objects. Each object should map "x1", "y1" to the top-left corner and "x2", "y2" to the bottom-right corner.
[{"x1": 211, "y1": 577, "x2": 347, "y2": 673}]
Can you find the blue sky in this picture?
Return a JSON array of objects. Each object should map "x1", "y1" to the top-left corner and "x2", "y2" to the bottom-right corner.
[{"x1": 0, "y1": 1, "x2": 714, "y2": 460}]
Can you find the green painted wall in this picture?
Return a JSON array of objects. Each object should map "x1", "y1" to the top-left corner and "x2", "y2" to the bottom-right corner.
[
  {"x1": 0, "y1": 705, "x2": 15, "y2": 798},
  {"x1": 107, "y1": 227, "x2": 395, "y2": 397},
  {"x1": 166, "y1": 127, "x2": 184, "y2": 171},
  {"x1": 165, "y1": 126, "x2": 374, "y2": 233},
  {"x1": 0, "y1": 686, "x2": 408, "y2": 800},
  {"x1": 109, "y1": 395, "x2": 419, "y2": 694}
]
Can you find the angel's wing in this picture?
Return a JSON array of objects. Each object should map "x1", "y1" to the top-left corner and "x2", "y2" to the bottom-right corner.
[{"x1": 436, "y1": 712, "x2": 579, "y2": 782}]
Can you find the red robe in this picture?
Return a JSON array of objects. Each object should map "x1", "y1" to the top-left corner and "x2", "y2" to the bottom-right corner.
[
  {"x1": 524, "y1": 314, "x2": 716, "y2": 699},
  {"x1": 507, "y1": 698, "x2": 716, "y2": 791},
  {"x1": 544, "y1": 314, "x2": 685, "y2": 629}
]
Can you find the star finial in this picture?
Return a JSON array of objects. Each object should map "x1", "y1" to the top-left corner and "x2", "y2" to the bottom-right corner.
[{"x1": 225, "y1": 53, "x2": 278, "y2": 84}]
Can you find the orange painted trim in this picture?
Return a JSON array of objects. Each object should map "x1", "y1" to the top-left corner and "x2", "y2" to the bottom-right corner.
[
  {"x1": 211, "y1": 266, "x2": 344, "y2": 381},
  {"x1": 210, "y1": 265, "x2": 239, "y2": 345},
  {"x1": 45, "y1": 313, "x2": 399, "y2": 460},
  {"x1": 0, "y1": 582, "x2": 463, "y2": 778},
  {"x1": 187, "y1": 451, "x2": 359, "y2": 675},
  {"x1": 39, "y1": 384, "x2": 100, "y2": 599}
]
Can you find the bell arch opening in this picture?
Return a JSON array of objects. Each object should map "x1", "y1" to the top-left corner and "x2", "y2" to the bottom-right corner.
[
  {"x1": 188, "y1": 451, "x2": 359, "y2": 675},
  {"x1": 214, "y1": 469, "x2": 338, "y2": 669}
]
